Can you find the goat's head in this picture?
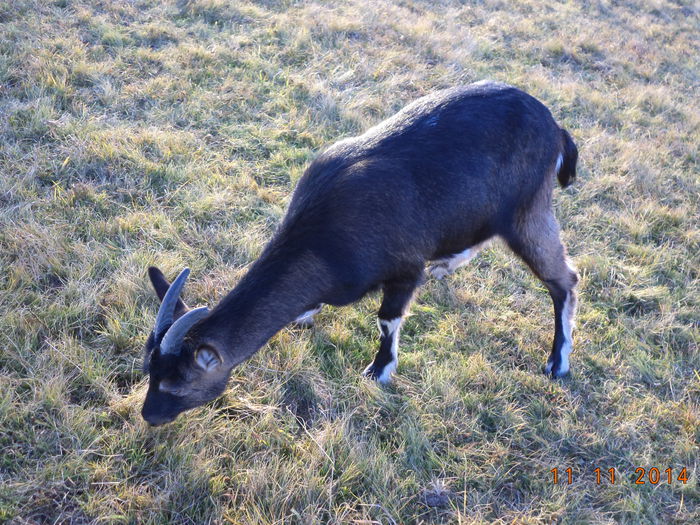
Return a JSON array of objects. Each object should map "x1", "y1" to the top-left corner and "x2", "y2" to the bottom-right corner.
[{"x1": 141, "y1": 267, "x2": 228, "y2": 426}]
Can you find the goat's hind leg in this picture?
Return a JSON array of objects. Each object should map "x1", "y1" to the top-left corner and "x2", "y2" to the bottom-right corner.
[
  {"x1": 428, "y1": 243, "x2": 483, "y2": 280},
  {"x1": 506, "y1": 211, "x2": 579, "y2": 378},
  {"x1": 363, "y1": 275, "x2": 420, "y2": 384},
  {"x1": 293, "y1": 304, "x2": 323, "y2": 328}
]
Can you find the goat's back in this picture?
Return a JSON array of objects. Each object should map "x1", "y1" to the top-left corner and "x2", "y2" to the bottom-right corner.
[{"x1": 276, "y1": 82, "x2": 569, "y2": 297}]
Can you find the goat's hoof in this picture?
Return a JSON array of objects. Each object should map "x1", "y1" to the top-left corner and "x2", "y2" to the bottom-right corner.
[
  {"x1": 543, "y1": 361, "x2": 570, "y2": 379},
  {"x1": 428, "y1": 263, "x2": 451, "y2": 280},
  {"x1": 362, "y1": 363, "x2": 380, "y2": 380},
  {"x1": 362, "y1": 362, "x2": 395, "y2": 385},
  {"x1": 291, "y1": 318, "x2": 315, "y2": 329},
  {"x1": 552, "y1": 368, "x2": 570, "y2": 379}
]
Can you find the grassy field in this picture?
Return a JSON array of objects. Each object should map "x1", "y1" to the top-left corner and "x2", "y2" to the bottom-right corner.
[{"x1": 1, "y1": 0, "x2": 698, "y2": 523}]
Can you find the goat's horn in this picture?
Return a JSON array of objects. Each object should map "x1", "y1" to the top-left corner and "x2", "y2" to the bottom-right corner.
[
  {"x1": 154, "y1": 268, "x2": 190, "y2": 341},
  {"x1": 160, "y1": 306, "x2": 210, "y2": 355}
]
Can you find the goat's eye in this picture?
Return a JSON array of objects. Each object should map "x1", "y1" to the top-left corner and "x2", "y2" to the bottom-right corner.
[{"x1": 159, "y1": 379, "x2": 183, "y2": 396}]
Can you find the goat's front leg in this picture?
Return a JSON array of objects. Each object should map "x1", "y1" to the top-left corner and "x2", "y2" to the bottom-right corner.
[
  {"x1": 363, "y1": 276, "x2": 420, "y2": 384},
  {"x1": 292, "y1": 303, "x2": 323, "y2": 328}
]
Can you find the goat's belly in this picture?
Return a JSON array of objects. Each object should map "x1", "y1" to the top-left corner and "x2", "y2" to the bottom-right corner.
[{"x1": 322, "y1": 280, "x2": 381, "y2": 306}]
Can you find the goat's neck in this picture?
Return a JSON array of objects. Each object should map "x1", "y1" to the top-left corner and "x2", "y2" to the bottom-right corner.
[{"x1": 197, "y1": 249, "x2": 327, "y2": 365}]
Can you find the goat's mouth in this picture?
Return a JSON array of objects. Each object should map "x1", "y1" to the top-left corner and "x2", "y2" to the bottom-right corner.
[
  {"x1": 142, "y1": 410, "x2": 179, "y2": 427},
  {"x1": 146, "y1": 418, "x2": 176, "y2": 427}
]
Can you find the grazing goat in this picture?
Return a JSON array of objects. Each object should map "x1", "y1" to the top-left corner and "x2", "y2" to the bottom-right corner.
[{"x1": 141, "y1": 81, "x2": 579, "y2": 426}]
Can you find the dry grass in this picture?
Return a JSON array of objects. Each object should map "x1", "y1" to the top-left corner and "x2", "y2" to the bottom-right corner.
[{"x1": 1, "y1": 0, "x2": 698, "y2": 523}]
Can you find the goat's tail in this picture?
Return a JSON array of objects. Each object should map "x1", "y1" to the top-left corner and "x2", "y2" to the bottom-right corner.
[{"x1": 557, "y1": 128, "x2": 578, "y2": 188}]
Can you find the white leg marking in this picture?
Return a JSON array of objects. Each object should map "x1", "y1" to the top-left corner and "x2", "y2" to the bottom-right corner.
[
  {"x1": 555, "y1": 153, "x2": 564, "y2": 174},
  {"x1": 294, "y1": 304, "x2": 322, "y2": 325},
  {"x1": 557, "y1": 292, "x2": 576, "y2": 375},
  {"x1": 369, "y1": 317, "x2": 402, "y2": 384},
  {"x1": 429, "y1": 245, "x2": 481, "y2": 279}
]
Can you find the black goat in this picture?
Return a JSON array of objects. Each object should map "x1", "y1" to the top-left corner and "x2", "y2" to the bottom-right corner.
[{"x1": 141, "y1": 81, "x2": 579, "y2": 426}]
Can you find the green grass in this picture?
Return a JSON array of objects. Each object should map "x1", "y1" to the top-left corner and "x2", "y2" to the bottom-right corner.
[{"x1": 1, "y1": 0, "x2": 698, "y2": 523}]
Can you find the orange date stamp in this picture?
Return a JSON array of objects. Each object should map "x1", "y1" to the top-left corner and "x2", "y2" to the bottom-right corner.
[{"x1": 550, "y1": 467, "x2": 690, "y2": 485}]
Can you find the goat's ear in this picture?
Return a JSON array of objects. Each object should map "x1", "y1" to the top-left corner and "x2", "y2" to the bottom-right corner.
[
  {"x1": 148, "y1": 266, "x2": 189, "y2": 318},
  {"x1": 195, "y1": 346, "x2": 222, "y2": 372}
]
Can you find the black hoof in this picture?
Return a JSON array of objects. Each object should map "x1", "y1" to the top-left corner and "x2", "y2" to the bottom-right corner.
[
  {"x1": 362, "y1": 361, "x2": 395, "y2": 385},
  {"x1": 542, "y1": 362, "x2": 570, "y2": 379},
  {"x1": 552, "y1": 368, "x2": 570, "y2": 379},
  {"x1": 362, "y1": 363, "x2": 380, "y2": 380}
]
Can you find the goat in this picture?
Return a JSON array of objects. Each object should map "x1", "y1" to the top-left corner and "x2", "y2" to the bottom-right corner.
[{"x1": 141, "y1": 80, "x2": 579, "y2": 426}]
